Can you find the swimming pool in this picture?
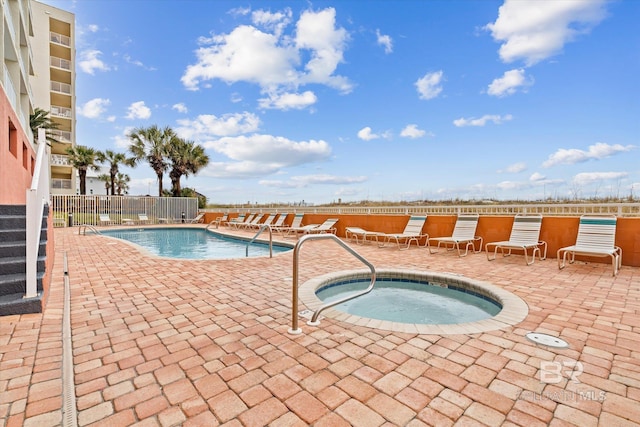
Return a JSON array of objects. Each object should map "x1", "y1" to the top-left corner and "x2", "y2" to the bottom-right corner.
[
  {"x1": 299, "y1": 269, "x2": 529, "y2": 334},
  {"x1": 101, "y1": 227, "x2": 292, "y2": 259}
]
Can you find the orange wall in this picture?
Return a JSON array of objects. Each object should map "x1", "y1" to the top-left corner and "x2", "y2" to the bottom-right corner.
[
  {"x1": 0, "y1": 89, "x2": 35, "y2": 205},
  {"x1": 204, "y1": 212, "x2": 640, "y2": 267}
]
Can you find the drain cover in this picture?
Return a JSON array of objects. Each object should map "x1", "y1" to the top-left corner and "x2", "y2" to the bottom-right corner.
[{"x1": 526, "y1": 332, "x2": 569, "y2": 348}]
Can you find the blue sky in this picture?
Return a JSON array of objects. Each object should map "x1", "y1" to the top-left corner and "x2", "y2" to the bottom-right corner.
[{"x1": 43, "y1": 0, "x2": 639, "y2": 205}]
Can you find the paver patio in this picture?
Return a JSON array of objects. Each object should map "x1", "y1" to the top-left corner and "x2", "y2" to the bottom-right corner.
[{"x1": 1, "y1": 225, "x2": 639, "y2": 426}]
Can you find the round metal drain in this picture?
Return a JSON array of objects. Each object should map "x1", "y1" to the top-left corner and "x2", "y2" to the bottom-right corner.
[{"x1": 525, "y1": 332, "x2": 569, "y2": 348}]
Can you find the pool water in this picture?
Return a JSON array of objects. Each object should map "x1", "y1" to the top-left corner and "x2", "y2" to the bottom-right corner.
[
  {"x1": 316, "y1": 279, "x2": 501, "y2": 324},
  {"x1": 101, "y1": 228, "x2": 291, "y2": 259}
]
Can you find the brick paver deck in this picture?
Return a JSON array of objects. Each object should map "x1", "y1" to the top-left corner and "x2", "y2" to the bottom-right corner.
[{"x1": 1, "y1": 225, "x2": 639, "y2": 426}]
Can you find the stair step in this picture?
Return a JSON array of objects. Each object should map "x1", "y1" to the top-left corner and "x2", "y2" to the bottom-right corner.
[
  {"x1": 0, "y1": 292, "x2": 43, "y2": 315},
  {"x1": 0, "y1": 256, "x2": 45, "y2": 275},
  {"x1": 0, "y1": 205, "x2": 26, "y2": 216},
  {"x1": 0, "y1": 272, "x2": 44, "y2": 296},
  {"x1": 0, "y1": 241, "x2": 47, "y2": 258}
]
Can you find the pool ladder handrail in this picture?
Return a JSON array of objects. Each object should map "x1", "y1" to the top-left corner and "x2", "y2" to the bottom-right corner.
[
  {"x1": 78, "y1": 224, "x2": 101, "y2": 235},
  {"x1": 246, "y1": 224, "x2": 273, "y2": 258},
  {"x1": 289, "y1": 233, "x2": 376, "y2": 335}
]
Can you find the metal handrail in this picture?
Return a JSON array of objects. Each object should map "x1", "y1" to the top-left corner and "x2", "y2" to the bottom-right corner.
[
  {"x1": 289, "y1": 234, "x2": 376, "y2": 334},
  {"x1": 246, "y1": 224, "x2": 273, "y2": 258},
  {"x1": 78, "y1": 224, "x2": 101, "y2": 235}
]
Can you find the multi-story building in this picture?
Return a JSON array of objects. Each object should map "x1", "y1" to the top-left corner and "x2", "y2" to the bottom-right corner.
[
  {"x1": 0, "y1": 0, "x2": 36, "y2": 204},
  {"x1": 31, "y1": 0, "x2": 76, "y2": 195}
]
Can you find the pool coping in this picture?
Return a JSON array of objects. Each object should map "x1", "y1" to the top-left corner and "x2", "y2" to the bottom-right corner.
[{"x1": 298, "y1": 268, "x2": 529, "y2": 335}]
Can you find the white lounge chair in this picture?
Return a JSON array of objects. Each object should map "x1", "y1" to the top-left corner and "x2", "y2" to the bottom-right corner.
[
  {"x1": 274, "y1": 213, "x2": 304, "y2": 235},
  {"x1": 287, "y1": 218, "x2": 339, "y2": 239},
  {"x1": 428, "y1": 214, "x2": 482, "y2": 257},
  {"x1": 247, "y1": 213, "x2": 276, "y2": 230},
  {"x1": 226, "y1": 214, "x2": 246, "y2": 228},
  {"x1": 345, "y1": 227, "x2": 383, "y2": 245},
  {"x1": 189, "y1": 213, "x2": 205, "y2": 223},
  {"x1": 230, "y1": 213, "x2": 255, "y2": 229},
  {"x1": 211, "y1": 213, "x2": 229, "y2": 228},
  {"x1": 485, "y1": 214, "x2": 547, "y2": 265},
  {"x1": 557, "y1": 215, "x2": 621, "y2": 276},
  {"x1": 138, "y1": 214, "x2": 150, "y2": 224},
  {"x1": 239, "y1": 213, "x2": 264, "y2": 230},
  {"x1": 377, "y1": 216, "x2": 428, "y2": 250},
  {"x1": 98, "y1": 214, "x2": 112, "y2": 226}
]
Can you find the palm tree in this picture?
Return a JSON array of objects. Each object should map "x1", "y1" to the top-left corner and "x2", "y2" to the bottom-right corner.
[
  {"x1": 114, "y1": 172, "x2": 130, "y2": 195},
  {"x1": 128, "y1": 125, "x2": 175, "y2": 197},
  {"x1": 96, "y1": 150, "x2": 134, "y2": 196},
  {"x1": 97, "y1": 174, "x2": 111, "y2": 195},
  {"x1": 65, "y1": 145, "x2": 99, "y2": 195},
  {"x1": 30, "y1": 107, "x2": 60, "y2": 145},
  {"x1": 167, "y1": 138, "x2": 209, "y2": 197}
]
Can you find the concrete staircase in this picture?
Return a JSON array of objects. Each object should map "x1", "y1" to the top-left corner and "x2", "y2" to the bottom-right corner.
[{"x1": 0, "y1": 204, "x2": 48, "y2": 316}]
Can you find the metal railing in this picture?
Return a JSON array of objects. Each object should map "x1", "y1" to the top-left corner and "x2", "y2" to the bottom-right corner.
[
  {"x1": 246, "y1": 224, "x2": 273, "y2": 258},
  {"x1": 51, "y1": 195, "x2": 198, "y2": 226},
  {"x1": 50, "y1": 31, "x2": 71, "y2": 47},
  {"x1": 25, "y1": 130, "x2": 50, "y2": 299},
  {"x1": 289, "y1": 234, "x2": 376, "y2": 335},
  {"x1": 206, "y1": 202, "x2": 640, "y2": 217}
]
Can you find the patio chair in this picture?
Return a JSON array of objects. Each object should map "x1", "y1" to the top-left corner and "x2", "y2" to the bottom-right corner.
[
  {"x1": 189, "y1": 213, "x2": 205, "y2": 223},
  {"x1": 247, "y1": 213, "x2": 276, "y2": 230},
  {"x1": 239, "y1": 213, "x2": 265, "y2": 230},
  {"x1": 211, "y1": 213, "x2": 229, "y2": 228},
  {"x1": 270, "y1": 213, "x2": 288, "y2": 229},
  {"x1": 377, "y1": 216, "x2": 428, "y2": 250},
  {"x1": 230, "y1": 213, "x2": 255, "y2": 229},
  {"x1": 485, "y1": 214, "x2": 547, "y2": 265},
  {"x1": 287, "y1": 218, "x2": 339, "y2": 239},
  {"x1": 274, "y1": 213, "x2": 304, "y2": 235},
  {"x1": 98, "y1": 214, "x2": 112, "y2": 226},
  {"x1": 557, "y1": 215, "x2": 622, "y2": 276},
  {"x1": 138, "y1": 214, "x2": 150, "y2": 224},
  {"x1": 428, "y1": 214, "x2": 482, "y2": 257},
  {"x1": 226, "y1": 213, "x2": 246, "y2": 228},
  {"x1": 345, "y1": 226, "x2": 383, "y2": 245}
]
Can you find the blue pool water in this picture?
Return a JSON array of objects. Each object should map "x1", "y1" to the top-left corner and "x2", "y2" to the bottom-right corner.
[
  {"x1": 316, "y1": 278, "x2": 501, "y2": 324},
  {"x1": 101, "y1": 228, "x2": 291, "y2": 259}
]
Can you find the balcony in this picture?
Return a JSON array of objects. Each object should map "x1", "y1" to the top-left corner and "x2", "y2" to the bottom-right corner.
[
  {"x1": 51, "y1": 105, "x2": 72, "y2": 119},
  {"x1": 49, "y1": 129, "x2": 72, "y2": 143},
  {"x1": 50, "y1": 32, "x2": 71, "y2": 47},
  {"x1": 50, "y1": 56, "x2": 71, "y2": 71},
  {"x1": 51, "y1": 81, "x2": 72, "y2": 95},
  {"x1": 51, "y1": 178, "x2": 72, "y2": 189},
  {"x1": 51, "y1": 154, "x2": 71, "y2": 166}
]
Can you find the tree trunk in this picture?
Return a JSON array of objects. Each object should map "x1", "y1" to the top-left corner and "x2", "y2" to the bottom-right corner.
[{"x1": 79, "y1": 170, "x2": 87, "y2": 195}]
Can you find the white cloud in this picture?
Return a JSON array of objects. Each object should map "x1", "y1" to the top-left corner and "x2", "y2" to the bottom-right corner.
[
  {"x1": 200, "y1": 134, "x2": 332, "y2": 179},
  {"x1": 125, "y1": 101, "x2": 151, "y2": 120},
  {"x1": 542, "y1": 142, "x2": 635, "y2": 168},
  {"x1": 499, "y1": 162, "x2": 526, "y2": 173},
  {"x1": 181, "y1": 7, "x2": 352, "y2": 107},
  {"x1": 485, "y1": 0, "x2": 609, "y2": 66},
  {"x1": 113, "y1": 126, "x2": 135, "y2": 148},
  {"x1": 573, "y1": 171, "x2": 628, "y2": 185},
  {"x1": 400, "y1": 124, "x2": 426, "y2": 139},
  {"x1": 357, "y1": 127, "x2": 379, "y2": 141},
  {"x1": 87, "y1": 24, "x2": 99, "y2": 33},
  {"x1": 78, "y1": 98, "x2": 110, "y2": 119},
  {"x1": 415, "y1": 71, "x2": 444, "y2": 100},
  {"x1": 260, "y1": 174, "x2": 367, "y2": 188},
  {"x1": 487, "y1": 69, "x2": 533, "y2": 97},
  {"x1": 78, "y1": 49, "x2": 110, "y2": 75},
  {"x1": 453, "y1": 114, "x2": 513, "y2": 127},
  {"x1": 258, "y1": 91, "x2": 317, "y2": 110},
  {"x1": 172, "y1": 103, "x2": 188, "y2": 113},
  {"x1": 530, "y1": 172, "x2": 546, "y2": 181},
  {"x1": 376, "y1": 29, "x2": 393, "y2": 54},
  {"x1": 175, "y1": 112, "x2": 261, "y2": 140}
]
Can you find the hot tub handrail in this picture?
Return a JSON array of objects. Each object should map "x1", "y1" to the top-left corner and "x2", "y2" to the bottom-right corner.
[
  {"x1": 246, "y1": 224, "x2": 273, "y2": 258},
  {"x1": 289, "y1": 233, "x2": 376, "y2": 334}
]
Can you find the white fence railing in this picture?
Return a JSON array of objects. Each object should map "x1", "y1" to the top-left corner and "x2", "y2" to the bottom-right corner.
[
  {"x1": 26, "y1": 130, "x2": 50, "y2": 299},
  {"x1": 51, "y1": 195, "x2": 199, "y2": 226},
  {"x1": 206, "y1": 202, "x2": 640, "y2": 217}
]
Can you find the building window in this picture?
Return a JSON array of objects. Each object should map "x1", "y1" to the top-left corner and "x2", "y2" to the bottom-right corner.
[
  {"x1": 8, "y1": 120, "x2": 17, "y2": 157},
  {"x1": 31, "y1": 156, "x2": 35, "y2": 174},
  {"x1": 22, "y1": 142, "x2": 28, "y2": 169}
]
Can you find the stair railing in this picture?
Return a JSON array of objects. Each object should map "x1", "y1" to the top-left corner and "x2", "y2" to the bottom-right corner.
[{"x1": 25, "y1": 130, "x2": 50, "y2": 299}]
